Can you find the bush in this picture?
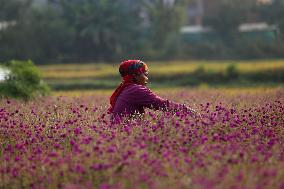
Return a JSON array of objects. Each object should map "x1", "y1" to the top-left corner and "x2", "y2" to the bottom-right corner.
[
  {"x1": 226, "y1": 64, "x2": 239, "y2": 80},
  {"x1": 0, "y1": 60, "x2": 50, "y2": 100}
]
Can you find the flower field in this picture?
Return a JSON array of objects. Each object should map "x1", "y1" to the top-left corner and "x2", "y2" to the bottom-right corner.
[{"x1": 0, "y1": 88, "x2": 284, "y2": 189}]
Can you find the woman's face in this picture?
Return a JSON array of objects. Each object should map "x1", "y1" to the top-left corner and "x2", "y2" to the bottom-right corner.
[{"x1": 134, "y1": 71, "x2": 149, "y2": 86}]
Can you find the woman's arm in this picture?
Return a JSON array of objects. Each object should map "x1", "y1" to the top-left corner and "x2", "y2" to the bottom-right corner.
[{"x1": 134, "y1": 85, "x2": 200, "y2": 117}]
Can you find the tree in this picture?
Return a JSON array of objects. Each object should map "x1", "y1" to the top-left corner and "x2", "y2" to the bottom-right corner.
[
  {"x1": 59, "y1": 0, "x2": 144, "y2": 62},
  {"x1": 0, "y1": 4, "x2": 75, "y2": 63},
  {"x1": 0, "y1": 0, "x2": 191, "y2": 63},
  {"x1": 0, "y1": 0, "x2": 32, "y2": 22},
  {"x1": 141, "y1": 0, "x2": 188, "y2": 58}
]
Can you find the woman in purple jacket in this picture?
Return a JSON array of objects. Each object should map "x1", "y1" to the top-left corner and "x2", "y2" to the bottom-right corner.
[{"x1": 108, "y1": 60, "x2": 198, "y2": 118}]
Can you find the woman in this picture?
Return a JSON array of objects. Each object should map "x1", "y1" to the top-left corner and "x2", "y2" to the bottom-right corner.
[{"x1": 108, "y1": 60, "x2": 199, "y2": 118}]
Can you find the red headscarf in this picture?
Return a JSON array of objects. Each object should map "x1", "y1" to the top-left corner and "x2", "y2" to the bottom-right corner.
[{"x1": 108, "y1": 60, "x2": 148, "y2": 113}]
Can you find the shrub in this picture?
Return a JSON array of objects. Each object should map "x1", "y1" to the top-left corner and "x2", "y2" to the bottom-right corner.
[
  {"x1": 226, "y1": 64, "x2": 239, "y2": 80},
  {"x1": 0, "y1": 60, "x2": 50, "y2": 100}
]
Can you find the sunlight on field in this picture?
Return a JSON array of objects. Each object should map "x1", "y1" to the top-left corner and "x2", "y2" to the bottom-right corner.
[
  {"x1": 53, "y1": 89, "x2": 113, "y2": 97},
  {"x1": 40, "y1": 60, "x2": 284, "y2": 79},
  {"x1": 52, "y1": 86, "x2": 283, "y2": 98},
  {"x1": 151, "y1": 60, "x2": 284, "y2": 75}
]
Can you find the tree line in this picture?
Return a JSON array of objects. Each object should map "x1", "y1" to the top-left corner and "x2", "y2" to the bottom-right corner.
[{"x1": 0, "y1": 0, "x2": 284, "y2": 64}]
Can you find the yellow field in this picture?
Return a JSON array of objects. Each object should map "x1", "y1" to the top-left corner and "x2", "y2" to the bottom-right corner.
[{"x1": 40, "y1": 60, "x2": 284, "y2": 79}]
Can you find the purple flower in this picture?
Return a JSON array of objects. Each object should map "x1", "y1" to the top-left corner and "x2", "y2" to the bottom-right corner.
[
  {"x1": 90, "y1": 163, "x2": 111, "y2": 171},
  {"x1": 14, "y1": 156, "x2": 20, "y2": 162},
  {"x1": 73, "y1": 127, "x2": 82, "y2": 135},
  {"x1": 99, "y1": 183, "x2": 111, "y2": 189}
]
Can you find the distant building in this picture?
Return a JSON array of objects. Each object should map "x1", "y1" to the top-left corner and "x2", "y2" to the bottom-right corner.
[
  {"x1": 187, "y1": 0, "x2": 274, "y2": 26},
  {"x1": 0, "y1": 67, "x2": 10, "y2": 82},
  {"x1": 182, "y1": 0, "x2": 277, "y2": 44},
  {"x1": 0, "y1": 21, "x2": 16, "y2": 31}
]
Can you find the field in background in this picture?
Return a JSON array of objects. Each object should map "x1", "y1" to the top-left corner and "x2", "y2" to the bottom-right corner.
[
  {"x1": 52, "y1": 87, "x2": 282, "y2": 98},
  {"x1": 39, "y1": 60, "x2": 284, "y2": 91},
  {"x1": 40, "y1": 60, "x2": 284, "y2": 79}
]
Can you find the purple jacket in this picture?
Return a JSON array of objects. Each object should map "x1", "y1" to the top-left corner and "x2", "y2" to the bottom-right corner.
[{"x1": 112, "y1": 83, "x2": 184, "y2": 116}]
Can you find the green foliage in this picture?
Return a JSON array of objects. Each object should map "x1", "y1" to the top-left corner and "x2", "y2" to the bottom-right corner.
[
  {"x1": 0, "y1": 4, "x2": 75, "y2": 63},
  {"x1": 58, "y1": 0, "x2": 144, "y2": 61},
  {"x1": 0, "y1": 0, "x2": 31, "y2": 21},
  {"x1": 0, "y1": 0, "x2": 284, "y2": 62},
  {"x1": 226, "y1": 64, "x2": 239, "y2": 80},
  {"x1": 181, "y1": 42, "x2": 231, "y2": 59},
  {"x1": 142, "y1": 0, "x2": 188, "y2": 58},
  {"x1": 0, "y1": 60, "x2": 50, "y2": 100},
  {"x1": 0, "y1": 0, "x2": 189, "y2": 63}
]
